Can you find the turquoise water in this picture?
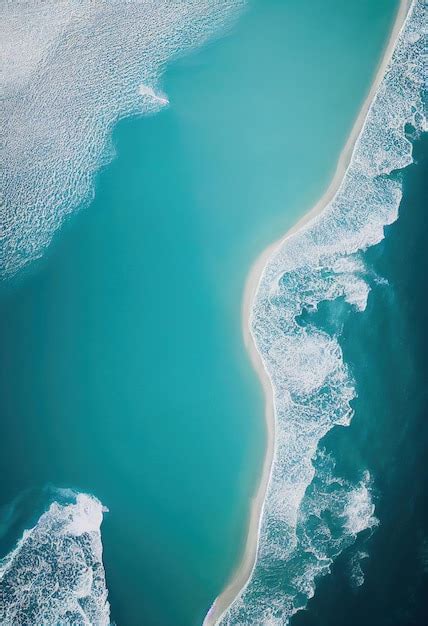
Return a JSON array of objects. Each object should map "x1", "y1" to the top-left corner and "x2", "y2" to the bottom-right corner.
[{"x1": 0, "y1": 1, "x2": 403, "y2": 625}]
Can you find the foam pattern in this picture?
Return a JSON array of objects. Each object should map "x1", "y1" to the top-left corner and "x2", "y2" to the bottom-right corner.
[
  {"x1": 0, "y1": 492, "x2": 109, "y2": 625},
  {"x1": 218, "y1": 1, "x2": 426, "y2": 623},
  {"x1": 0, "y1": 0, "x2": 245, "y2": 277}
]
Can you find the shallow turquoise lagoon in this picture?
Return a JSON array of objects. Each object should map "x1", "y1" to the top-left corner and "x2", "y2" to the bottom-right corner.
[{"x1": 0, "y1": 1, "x2": 399, "y2": 624}]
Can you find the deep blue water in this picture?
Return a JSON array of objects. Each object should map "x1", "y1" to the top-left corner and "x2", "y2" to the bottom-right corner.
[{"x1": 293, "y1": 134, "x2": 428, "y2": 626}]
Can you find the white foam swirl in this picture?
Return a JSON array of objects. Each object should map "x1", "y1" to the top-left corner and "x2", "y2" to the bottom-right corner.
[
  {"x1": 0, "y1": 492, "x2": 109, "y2": 626},
  {"x1": 219, "y1": 1, "x2": 426, "y2": 623},
  {"x1": 0, "y1": 0, "x2": 245, "y2": 277}
]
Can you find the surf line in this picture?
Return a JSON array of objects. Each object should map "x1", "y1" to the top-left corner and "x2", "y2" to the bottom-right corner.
[{"x1": 203, "y1": 0, "x2": 415, "y2": 623}]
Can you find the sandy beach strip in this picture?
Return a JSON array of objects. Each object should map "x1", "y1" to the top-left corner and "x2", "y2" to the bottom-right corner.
[{"x1": 203, "y1": 1, "x2": 413, "y2": 624}]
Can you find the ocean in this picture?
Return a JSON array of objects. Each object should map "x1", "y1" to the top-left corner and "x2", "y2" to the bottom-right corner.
[
  {"x1": 292, "y1": 131, "x2": 428, "y2": 626},
  {"x1": 1, "y1": 1, "x2": 425, "y2": 625}
]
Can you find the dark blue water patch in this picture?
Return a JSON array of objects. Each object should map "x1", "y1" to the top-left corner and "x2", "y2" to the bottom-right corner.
[
  {"x1": 295, "y1": 296, "x2": 356, "y2": 337},
  {"x1": 293, "y1": 134, "x2": 428, "y2": 626}
]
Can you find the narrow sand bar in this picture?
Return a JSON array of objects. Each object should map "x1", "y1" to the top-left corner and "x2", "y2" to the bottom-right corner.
[{"x1": 204, "y1": 1, "x2": 413, "y2": 623}]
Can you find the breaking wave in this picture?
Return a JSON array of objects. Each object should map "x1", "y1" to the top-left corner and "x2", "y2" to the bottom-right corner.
[
  {"x1": 0, "y1": 0, "x2": 245, "y2": 277},
  {"x1": 218, "y1": 1, "x2": 426, "y2": 623},
  {"x1": 0, "y1": 491, "x2": 109, "y2": 626}
]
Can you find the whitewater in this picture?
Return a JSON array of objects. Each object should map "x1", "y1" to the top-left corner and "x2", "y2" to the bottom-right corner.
[
  {"x1": 215, "y1": 0, "x2": 426, "y2": 623},
  {"x1": 0, "y1": 492, "x2": 109, "y2": 625}
]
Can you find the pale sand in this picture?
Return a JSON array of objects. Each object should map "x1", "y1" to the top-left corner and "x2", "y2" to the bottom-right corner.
[{"x1": 203, "y1": 1, "x2": 413, "y2": 624}]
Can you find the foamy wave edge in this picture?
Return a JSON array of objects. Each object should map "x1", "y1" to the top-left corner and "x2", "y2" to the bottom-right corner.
[
  {"x1": 0, "y1": 491, "x2": 110, "y2": 625},
  {"x1": 0, "y1": 0, "x2": 246, "y2": 278},
  {"x1": 217, "y1": 1, "x2": 426, "y2": 623}
]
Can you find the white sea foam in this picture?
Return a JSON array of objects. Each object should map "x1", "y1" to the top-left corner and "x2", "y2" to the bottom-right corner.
[
  {"x1": 342, "y1": 472, "x2": 378, "y2": 536},
  {"x1": 0, "y1": 0, "x2": 245, "y2": 277},
  {"x1": 0, "y1": 492, "x2": 109, "y2": 626},
  {"x1": 348, "y1": 551, "x2": 369, "y2": 588},
  {"x1": 138, "y1": 83, "x2": 169, "y2": 106},
  {"x1": 219, "y1": 1, "x2": 426, "y2": 623}
]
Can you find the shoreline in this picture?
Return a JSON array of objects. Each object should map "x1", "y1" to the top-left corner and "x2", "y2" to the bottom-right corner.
[{"x1": 203, "y1": 0, "x2": 413, "y2": 623}]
